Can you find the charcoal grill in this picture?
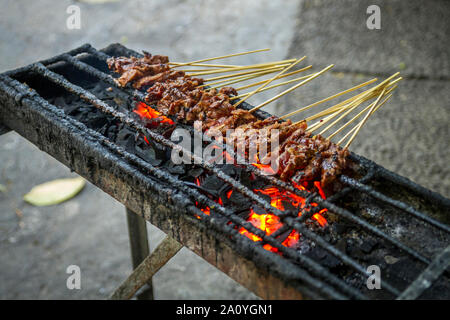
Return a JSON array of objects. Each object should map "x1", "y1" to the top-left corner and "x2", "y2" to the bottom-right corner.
[{"x1": 0, "y1": 43, "x2": 449, "y2": 300}]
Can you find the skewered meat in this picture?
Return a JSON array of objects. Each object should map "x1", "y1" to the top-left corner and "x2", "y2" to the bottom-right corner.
[
  {"x1": 107, "y1": 52, "x2": 170, "y2": 87},
  {"x1": 107, "y1": 54, "x2": 351, "y2": 188}
]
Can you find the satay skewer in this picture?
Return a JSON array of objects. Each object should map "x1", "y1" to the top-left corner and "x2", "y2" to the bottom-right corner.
[
  {"x1": 336, "y1": 94, "x2": 392, "y2": 146},
  {"x1": 320, "y1": 85, "x2": 397, "y2": 136},
  {"x1": 204, "y1": 69, "x2": 285, "y2": 89},
  {"x1": 341, "y1": 88, "x2": 388, "y2": 148},
  {"x1": 231, "y1": 74, "x2": 314, "y2": 99},
  {"x1": 170, "y1": 62, "x2": 241, "y2": 68},
  {"x1": 203, "y1": 65, "x2": 286, "y2": 82},
  {"x1": 279, "y1": 78, "x2": 378, "y2": 119},
  {"x1": 187, "y1": 59, "x2": 296, "y2": 76},
  {"x1": 204, "y1": 66, "x2": 312, "y2": 91},
  {"x1": 234, "y1": 57, "x2": 307, "y2": 107},
  {"x1": 297, "y1": 74, "x2": 401, "y2": 126},
  {"x1": 329, "y1": 90, "x2": 394, "y2": 141},
  {"x1": 171, "y1": 48, "x2": 270, "y2": 68},
  {"x1": 233, "y1": 66, "x2": 313, "y2": 90},
  {"x1": 249, "y1": 64, "x2": 334, "y2": 112}
]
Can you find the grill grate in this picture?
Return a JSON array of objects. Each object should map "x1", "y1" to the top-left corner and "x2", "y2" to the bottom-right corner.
[{"x1": 1, "y1": 43, "x2": 449, "y2": 300}]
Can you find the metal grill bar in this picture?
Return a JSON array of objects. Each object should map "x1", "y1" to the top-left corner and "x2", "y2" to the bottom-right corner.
[
  {"x1": 25, "y1": 65, "x2": 370, "y2": 300},
  {"x1": 340, "y1": 175, "x2": 450, "y2": 233},
  {"x1": 33, "y1": 53, "x2": 404, "y2": 297},
  {"x1": 3, "y1": 44, "x2": 448, "y2": 299},
  {"x1": 397, "y1": 245, "x2": 450, "y2": 300},
  {"x1": 0, "y1": 74, "x2": 351, "y2": 300},
  {"x1": 36, "y1": 45, "x2": 446, "y2": 295}
]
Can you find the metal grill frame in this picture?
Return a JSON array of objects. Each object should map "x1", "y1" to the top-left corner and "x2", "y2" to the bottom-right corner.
[{"x1": 0, "y1": 43, "x2": 449, "y2": 300}]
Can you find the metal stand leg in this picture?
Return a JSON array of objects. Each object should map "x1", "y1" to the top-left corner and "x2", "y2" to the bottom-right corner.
[
  {"x1": 126, "y1": 208, "x2": 154, "y2": 300},
  {"x1": 111, "y1": 235, "x2": 182, "y2": 300}
]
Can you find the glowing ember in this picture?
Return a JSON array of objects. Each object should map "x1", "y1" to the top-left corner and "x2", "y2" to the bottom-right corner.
[
  {"x1": 237, "y1": 184, "x2": 328, "y2": 251},
  {"x1": 133, "y1": 102, "x2": 174, "y2": 125},
  {"x1": 132, "y1": 101, "x2": 328, "y2": 252}
]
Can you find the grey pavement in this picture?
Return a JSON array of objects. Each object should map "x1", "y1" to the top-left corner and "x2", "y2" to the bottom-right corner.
[{"x1": 0, "y1": 0, "x2": 449, "y2": 299}]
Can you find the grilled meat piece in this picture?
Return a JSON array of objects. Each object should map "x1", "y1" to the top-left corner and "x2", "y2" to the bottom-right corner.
[{"x1": 107, "y1": 53, "x2": 170, "y2": 87}]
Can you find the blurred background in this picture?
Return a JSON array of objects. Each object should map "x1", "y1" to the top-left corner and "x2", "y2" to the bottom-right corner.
[{"x1": 0, "y1": 0, "x2": 448, "y2": 299}]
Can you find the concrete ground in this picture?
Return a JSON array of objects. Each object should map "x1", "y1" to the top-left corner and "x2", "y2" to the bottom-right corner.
[{"x1": 0, "y1": 0, "x2": 448, "y2": 299}]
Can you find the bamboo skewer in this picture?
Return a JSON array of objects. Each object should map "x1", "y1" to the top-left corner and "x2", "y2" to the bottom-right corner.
[
  {"x1": 187, "y1": 59, "x2": 296, "y2": 76},
  {"x1": 280, "y1": 78, "x2": 378, "y2": 119},
  {"x1": 329, "y1": 92, "x2": 393, "y2": 141},
  {"x1": 249, "y1": 64, "x2": 334, "y2": 112},
  {"x1": 231, "y1": 74, "x2": 314, "y2": 99},
  {"x1": 203, "y1": 65, "x2": 285, "y2": 82},
  {"x1": 341, "y1": 88, "x2": 387, "y2": 148},
  {"x1": 306, "y1": 81, "x2": 396, "y2": 132},
  {"x1": 205, "y1": 69, "x2": 284, "y2": 90},
  {"x1": 234, "y1": 66, "x2": 313, "y2": 91},
  {"x1": 171, "y1": 48, "x2": 270, "y2": 68},
  {"x1": 297, "y1": 74, "x2": 401, "y2": 125},
  {"x1": 234, "y1": 57, "x2": 307, "y2": 108},
  {"x1": 339, "y1": 94, "x2": 392, "y2": 143},
  {"x1": 306, "y1": 86, "x2": 383, "y2": 131},
  {"x1": 170, "y1": 62, "x2": 241, "y2": 68}
]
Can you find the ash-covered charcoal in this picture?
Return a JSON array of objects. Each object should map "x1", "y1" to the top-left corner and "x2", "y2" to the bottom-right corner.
[
  {"x1": 228, "y1": 192, "x2": 251, "y2": 212},
  {"x1": 200, "y1": 174, "x2": 226, "y2": 196},
  {"x1": 164, "y1": 161, "x2": 186, "y2": 175},
  {"x1": 84, "y1": 110, "x2": 111, "y2": 130},
  {"x1": 116, "y1": 127, "x2": 138, "y2": 154},
  {"x1": 104, "y1": 124, "x2": 118, "y2": 141},
  {"x1": 250, "y1": 178, "x2": 268, "y2": 190},
  {"x1": 305, "y1": 246, "x2": 343, "y2": 269},
  {"x1": 187, "y1": 167, "x2": 204, "y2": 178}
]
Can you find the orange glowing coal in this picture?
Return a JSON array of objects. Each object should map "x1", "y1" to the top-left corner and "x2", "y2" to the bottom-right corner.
[
  {"x1": 132, "y1": 102, "x2": 328, "y2": 252},
  {"x1": 134, "y1": 102, "x2": 174, "y2": 125},
  {"x1": 237, "y1": 184, "x2": 328, "y2": 252}
]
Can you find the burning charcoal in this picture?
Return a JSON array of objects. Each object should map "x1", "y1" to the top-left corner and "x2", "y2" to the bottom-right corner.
[
  {"x1": 135, "y1": 144, "x2": 162, "y2": 166},
  {"x1": 201, "y1": 175, "x2": 226, "y2": 194},
  {"x1": 251, "y1": 179, "x2": 268, "y2": 190},
  {"x1": 106, "y1": 124, "x2": 118, "y2": 140},
  {"x1": 281, "y1": 200, "x2": 297, "y2": 214},
  {"x1": 188, "y1": 167, "x2": 204, "y2": 178},
  {"x1": 251, "y1": 205, "x2": 266, "y2": 215},
  {"x1": 229, "y1": 191, "x2": 250, "y2": 210},
  {"x1": 166, "y1": 162, "x2": 186, "y2": 175},
  {"x1": 220, "y1": 164, "x2": 239, "y2": 177},
  {"x1": 53, "y1": 96, "x2": 68, "y2": 109},
  {"x1": 85, "y1": 111, "x2": 109, "y2": 130},
  {"x1": 116, "y1": 128, "x2": 137, "y2": 153}
]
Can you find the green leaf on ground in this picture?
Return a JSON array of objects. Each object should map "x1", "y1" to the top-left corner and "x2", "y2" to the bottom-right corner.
[
  {"x1": 23, "y1": 177, "x2": 86, "y2": 206},
  {"x1": 0, "y1": 184, "x2": 6, "y2": 193}
]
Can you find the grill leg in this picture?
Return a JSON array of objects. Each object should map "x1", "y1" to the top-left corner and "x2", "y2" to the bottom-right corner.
[
  {"x1": 111, "y1": 235, "x2": 182, "y2": 300},
  {"x1": 126, "y1": 208, "x2": 154, "y2": 300}
]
